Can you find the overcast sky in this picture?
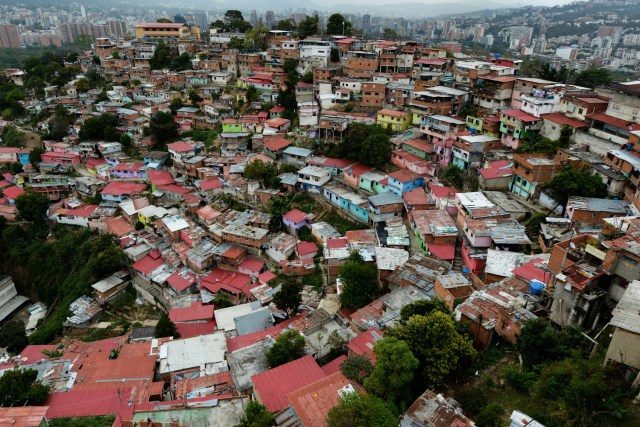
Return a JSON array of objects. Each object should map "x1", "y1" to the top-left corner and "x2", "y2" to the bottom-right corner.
[{"x1": 318, "y1": 0, "x2": 579, "y2": 6}]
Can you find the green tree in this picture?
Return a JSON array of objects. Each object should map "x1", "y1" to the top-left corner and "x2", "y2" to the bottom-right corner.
[
  {"x1": 74, "y1": 78, "x2": 90, "y2": 93},
  {"x1": 542, "y1": 166, "x2": 608, "y2": 213},
  {"x1": 228, "y1": 37, "x2": 246, "y2": 50},
  {"x1": 170, "y1": 52, "x2": 192, "y2": 72},
  {"x1": 440, "y1": 164, "x2": 464, "y2": 189},
  {"x1": 400, "y1": 298, "x2": 452, "y2": 321},
  {"x1": 1, "y1": 126, "x2": 25, "y2": 147},
  {"x1": 360, "y1": 133, "x2": 391, "y2": 170},
  {"x1": 245, "y1": 25, "x2": 270, "y2": 51},
  {"x1": 298, "y1": 15, "x2": 319, "y2": 38},
  {"x1": 574, "y1": 67, "x2": 612, "y2": 89},
  {"x1": 188, "y1": 89, "x2": 203, "y2": 105},
  {"x1": 339, "y1": 260, "x2": 379, "y2": 309},
  {"x1": 235, "y1": 401, "x2": 275, "y2": 427},
  {"x1": 273, "y1": 282, "x2": 303, "y2": 317},
  {"x1": 388, "y1": 311, "x2": 476, "y2": 389},
  {"x1": 327, "y1": 392, "x2": 397, "y2": 427},
  {"x1": 330, "y1": 48, "x2": 340, "y2": 63},
  {"x1": 382, "y1": 28, "x2": 398, "y2": 40},
  {"x1": 150, "y1": 41, "x2": 173, "y2": 70},
  {"x1": 340, "y1": 355, "x2": 374, "y2": 384},
  {"x1": 326, "y1": 14, "x2": 352, "y2": 36},
  {"x1": 265, "y1": 330, "x2": 306, "y2": 368},
  {"x1": 157, "y1": 18, "x2": 172, "y2": 23},
  {"x1": 169, "y1": 97, "x2": 184, "y2": 113},
  {"x1": 149, "y1": 111, "x2": 178, "y2": 146},
  {"x1": 154, "y1": 312, "x2": 179, "y2": 338},
  {"x1": 29, "y1": 147, "x2": 43, "y2": 167},
  {"x1": 246, "y1": 85, "x2": 259, "y2": 103},
  {"x1": 210, "y1": 10, "x2": 252, "y2": 33},
  {"x1": 516, "y1": 318, "x2": 587, "y2": 368},
  {"x1": 0, "y1": 369, "x2": 49, "y2": 406},
  {"x1": 532, "y1": 354, "x2": 623, "y2": 426},
  {"x1": 213, "y1": 292, "x2": 234, "y2": 309},
  {"x1": 16, "y1": 191, "x2": 49, "y2": 223},
  {"x1": 79, "y1": 113, "x2": 119, "y2": 141},
  {"x1": 274, "y1": 19, "x2": 297, "y2": 32},
  {"x1": 364, "y1": 337, "x2": 418, "y2": 404},
  {"x1": 0, "y1": 320, "x2": 28, "y2": 354},
  {"x1": 47, "y1": 113, "x2": 71, "y2": 141}
]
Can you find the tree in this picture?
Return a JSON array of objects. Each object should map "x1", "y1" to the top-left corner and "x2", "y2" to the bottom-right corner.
[
  {"x1": 74, "y1": 78, "x2": 90, "y2": 93},
  {"x1": 440, "y1": 164, "x2": 464, "y2": 189},
  {"x1": 150, "y1": 41, "x2": 172, "y2": 70},
  {"x1": 327, "y1": 392, "x2": 397, "y2": 427},
  {"x1": 340, "y1": 355, "x2": 374, "y2": 384},
  {"x1": 245, "y1": 25, "x2": 270, "y2": 51},
  {"x1": 16, "y1": 191, "x2": 49, "y2": 223},
  {"x1": 516, "y1": 318, "x2": 587, "y2": 368},
  {"x1": 339, "y1": 259, "x2": 379, "y2": 309},
  {"x1": 364, "y1": 337, "x2": 418, "y2": 404},
  {"x1": 29, "y1": 147, "x2": 43, "y2": 167},
  {"x1": 213, "y1": 292, "x2": 234, "y2": 309},
  {"x1": 228, "y1": 37, "x2": 246, "y2": 51},
  {"x1": 188, "y1": 89, "x2": 203, "y2": 105},
  {"x1": 47, "y1": 113, "x2": 71, "y2": 141},
  {"x1": 360, "y1": 133, "x2": 391, "y2": 170},
  {"x1": 273, "y1": 282, "x2": 303, "y2": 317},
  {"x1": 330, "y1": 48, "x2": 340, "y2": 63},
  {"x1": 388, "y1": 311, "x2": 476, "y2": 389},
  {"x1": 170, "y1": 52, "x2": 192, "y2": 72},
  {"x1": 246, "y1": 85, "x2": 259, "y2": 103},
  {"x1": 210, "y1": 10, "x2": 252, "y2": 33},
  {"x1": 400, "y1": 298, "x2": 452, "y2": 322},
  {"x1": 265, "y1": 330, "x2": 306, "y2": 368},
  {"x1": 169, "y1": 97, "x2": 184, "y2": 113},
  {"x1": 298, "y1": 15, "x2": 319, "y2": 38},
  {"x1": 274, "y1": 19, "x2": 297, "y2": 32},
  {"x1": 532, "y1": 354, "x2": 624, "y2": 426},
  {"x1": 542, "y1": 166, "x2": 607, "y2": 214},
  {"x1": 0, "y1": 320, "x2": 28, "y2": 354},
  {"x1": 382, "y1": 28, "x2": 398, "y2": 40},
  {"x1": 235, "y1": 401, "x2": 275, "y2": 427},
  {"x1": 79, "y1": 113, "x2": 120, "y2": 141},
  {"x1": 149, "y1": 111, "x2": 178, "y2": 146},
  {"x1": 0, "y1": 369, "x2": 50, "y2": 406},
  {"x1": 154, "y1": 312, "x2": 179, "y2": 338},
  {"x1": 326, "y1": 14, "x2": 352, "y2": 36},
  {"x1": 574, "y1": 67, "x2": 612, "y2": 89},
  {"x1": 157, "y1": 18, "x2": 172, "y2": 23},
  {"x1": 1, "y1": 126, "x2": 25, "y2": 147},
  {"x1": 558, "y1": 125, "x2": 573, "y2": 147}
]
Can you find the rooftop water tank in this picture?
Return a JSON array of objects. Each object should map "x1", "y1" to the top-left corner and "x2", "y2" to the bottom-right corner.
[{"x1": 530, "y1": 280, "x2": 545, "y2": 295}]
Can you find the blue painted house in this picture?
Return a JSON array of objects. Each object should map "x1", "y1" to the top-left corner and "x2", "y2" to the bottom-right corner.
[
  {"x1": 17, "y1": 148, "x2": 30, "y2": 165},
  {"x1": 322, "y1": 185, "x2": 369, "y2": 223},
  {"x1": 387, "y1": 168, "x2": 424, "y2": 196}
]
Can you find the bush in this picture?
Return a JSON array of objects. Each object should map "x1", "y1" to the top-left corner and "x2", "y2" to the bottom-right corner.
[{"x1": 502, "y1": 363, "x2": 539, "y2": 392}]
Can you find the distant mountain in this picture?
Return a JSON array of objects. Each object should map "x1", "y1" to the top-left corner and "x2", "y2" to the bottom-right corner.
[{"x1": 317, "y1": 1, "x2": 507, "y2": 17}]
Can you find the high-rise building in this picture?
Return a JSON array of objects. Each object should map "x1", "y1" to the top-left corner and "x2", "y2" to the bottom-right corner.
[
  {"x1": 0, "y1": 25, "x2": 21, "y2": 48},
  {"x1": 174, "y1": 15, "x2": 187, "y2": 24},
  {"x1": 250, "y1": 10, "x2": 258, "y2": 27},
  {"x1": 266, "y1": 11, "x2": 275, "y2": 29},
  {"x1": 362, "y1": 14, "x2": 371, "y2": 30},
  {"x1": 107, "y1": 20, "x2": 127, "y2": 38},
  {"x1": 80, "y1": 5, "x2": 87, "y2": 20}
]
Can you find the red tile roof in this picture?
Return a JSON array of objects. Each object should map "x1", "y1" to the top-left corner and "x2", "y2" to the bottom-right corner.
[
  {"x1": 283, "y1": 209, "x2": 308, "y2": 224},
  {"x1": 167, "y1": 141, "x2": 196, "y2": 152},
  {"x1": 169, "y1": 302, "x2": 214, "y2": 323},
  {"x1": 389, "y1": 168, "x2": 422, "y2": 183},
  {"x1": 101, "y1": 181, "x2": 146, "y2": 196},
  {"x1": 541, "y1": 113, "x2": 589, "y2": 129},
  {"x1": 347, "y1": 328, "x2": 383, "y2": 362},
  {"x1": 239, "y1": 257, "x2": 265, "y2": 273},
  {"x1": 264, "y1": 136, "x2": 292, "y2": 151},
  {"x1": 19, "y1": 345, "x2": 57, "y2": 364},
  {"x1": 226, "y1": 314, "x2": 304, "y2": 353},
  {"x1": 270, "y1": 106, "x2": 286, "y2": 113},
  {"x1": 147, "y1": 169, "x2": 175, "y2": 186},
  {"x1": 258, "y1": 271, "x2": 277, "y2": 285},
  {"x1": 0, "y1": 406, "x2": 49, "y2": 427},
  {"x1": 296, "y1": 241, "x2": 318, "y2": 256},
  {"x1": 197, "y1": 205, "x2": 222, "y2": 222},
  {"x1": 265, "y1": 118, "x2": 290, "y2": 128},
  {"x1": 287, "y1": 372, "x2": 357, "y2": 427},
  {"x1": 60, "y1": 205, "x2": 98, "y2": 218},
  {"x1": 502, "y1": 109, "x2": 541, "y2": 122},
  {"x1": 2, "y1": 186, "x2": 24, "y2": 200},
  {"x1": 132, "y1": 253, "x2": 164, "y2": 275},
  {"x1": 201, "y1": 268, "x2": 253, "y2": 296},
  {"x1": 46, "y1": 388, "x2": 135, "y2": 420},
  {"x1": 479, "y1": 159, "x2": 513, "y2": 180},
  {"x1": 512, "y1": 257, "x2": 549, "y2": 283},
  {"x1": 166, "y1": 269, "x2": 197, "y2": 292},
  {"x1": 175, "y1": 321, "x2": 216, "y2": 339},
  {"x1": 0, "y1": 180, "x2": 12, "y2": 189},
  {"x1": 158, "y1": 183, "x2": 191, "y2": 195},
  {"x1": 251, "y1": 355, "x2": 325, "y2": 412},
  {"x1": 326, "y1": 237, "x2": 348, "y2": 249},
  {"x1": 586, "y1": 112, "x2": 638, "y2": 129},
  {"x1": 104, "y1": 216, "x2": 134, "y2": 237},
  {"x1": 321, "y1": 355, "x2": 348, "y2": 376},
  {"x1": 429, "y1": 183, "x2": 458, "y2": 198},
  {"x1": 198, "y1": 177, "x2": 222, "y2": 191},
  {"x1": 344, "y1": 163, "x2": 371, "y2": 177}
]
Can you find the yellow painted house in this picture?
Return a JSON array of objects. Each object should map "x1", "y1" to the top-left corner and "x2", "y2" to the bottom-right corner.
[
  {"x1": 376, "y1": 109, "x2": 412, "y2": 132},
  {"x1": 134, "y1": 22, "x2": 200, "y2": 40}
]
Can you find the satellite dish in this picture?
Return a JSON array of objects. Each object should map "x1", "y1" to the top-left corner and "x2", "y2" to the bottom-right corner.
[{"x1": 569, "y1": 242, "x2": 577, "y2": 250}]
